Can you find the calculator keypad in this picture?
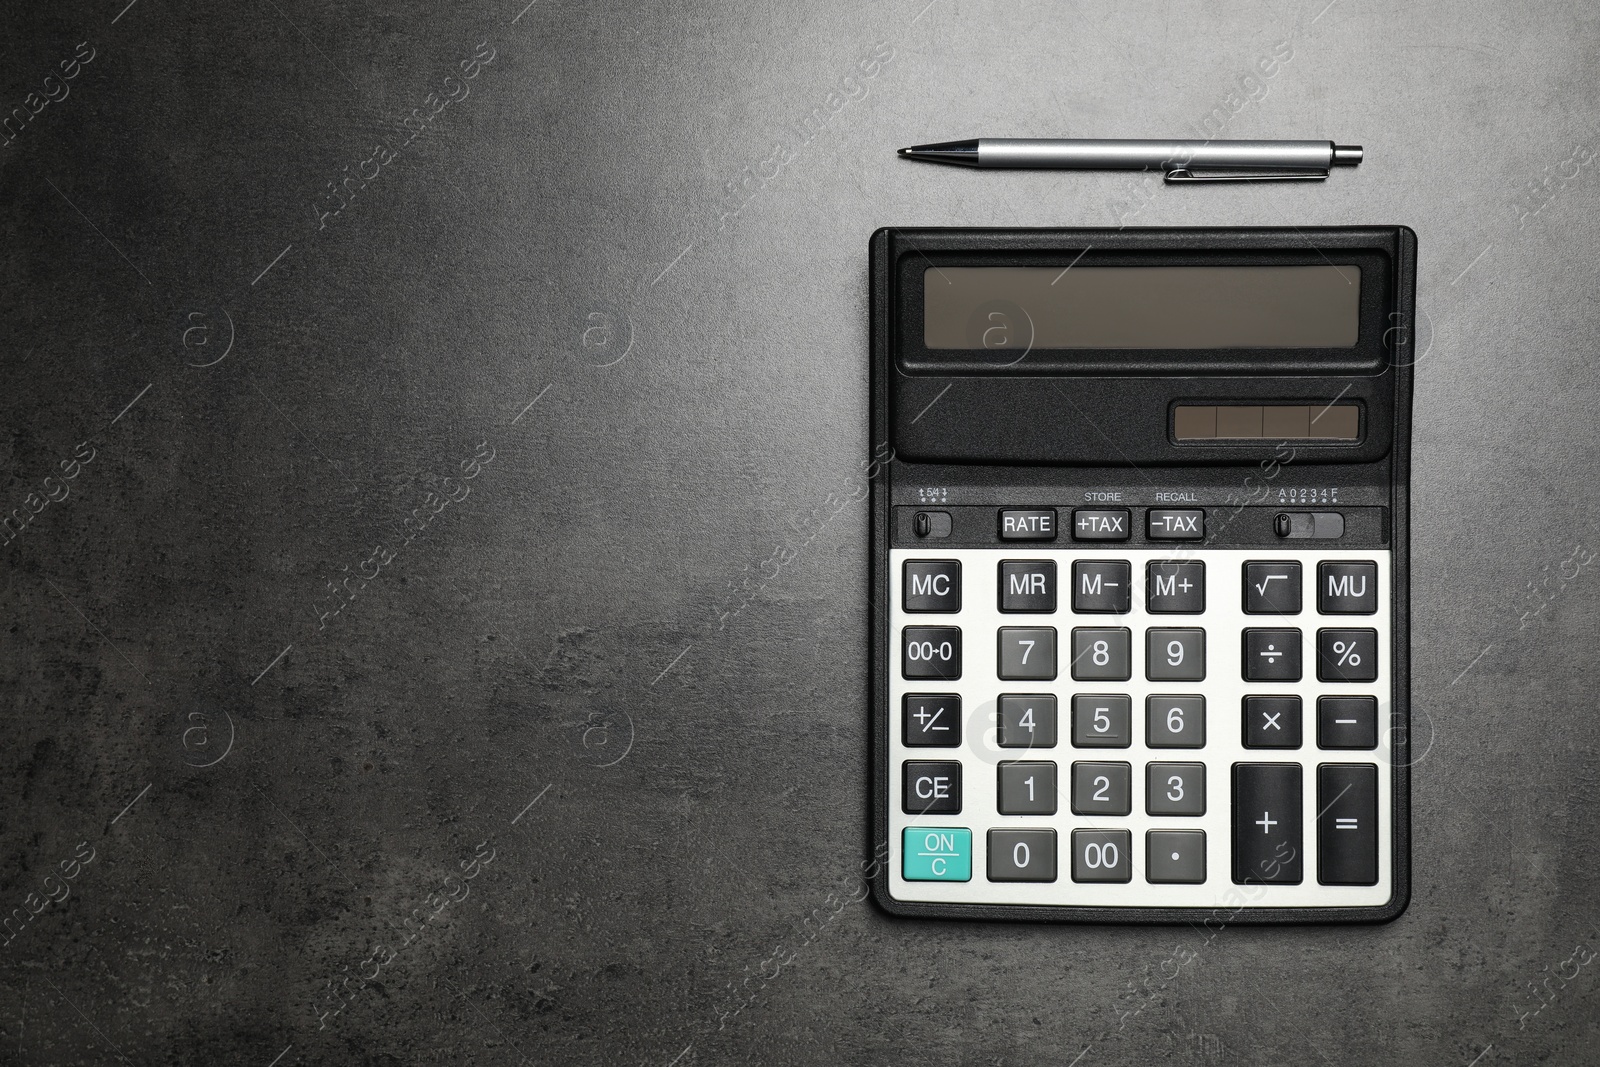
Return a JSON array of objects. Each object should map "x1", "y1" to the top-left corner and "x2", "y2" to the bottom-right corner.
[{"x1": 890, "y1": 545, "x2": 1392, "y2": 909}]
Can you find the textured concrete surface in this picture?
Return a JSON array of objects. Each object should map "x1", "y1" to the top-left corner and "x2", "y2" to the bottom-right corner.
[{"x1": 1, "y1": 0, "x2": 1598, "y2": 1063}]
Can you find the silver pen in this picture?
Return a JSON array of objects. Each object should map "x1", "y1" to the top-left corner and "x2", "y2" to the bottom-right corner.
[{"x1": 897, "y1": 137, "x2": 1363, "y2": 182}]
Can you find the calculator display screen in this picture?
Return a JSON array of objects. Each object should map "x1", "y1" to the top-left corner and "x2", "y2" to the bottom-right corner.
[{"x1": 923, "y1": 265, "x2": 1361, "y2": 350}]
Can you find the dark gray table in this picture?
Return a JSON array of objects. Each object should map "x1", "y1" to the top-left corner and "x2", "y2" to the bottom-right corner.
[{"x1": 3, "y1": 1, "x2": 1597, "y2": 1063}]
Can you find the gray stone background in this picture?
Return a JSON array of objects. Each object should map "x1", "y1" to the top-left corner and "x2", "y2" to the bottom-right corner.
[{"x1": 1, "y1": 0, "x2": 1596, "y2": 1063}]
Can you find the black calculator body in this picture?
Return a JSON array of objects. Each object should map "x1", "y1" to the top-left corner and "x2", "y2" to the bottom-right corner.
[{"x1": 869, "y1": 227, "x2": 1415, "y2": 923}]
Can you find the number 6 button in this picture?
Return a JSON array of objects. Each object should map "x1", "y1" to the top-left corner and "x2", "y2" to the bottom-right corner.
[{"x1": 902, "y1": 626, "x2": 961, "y2": 680}]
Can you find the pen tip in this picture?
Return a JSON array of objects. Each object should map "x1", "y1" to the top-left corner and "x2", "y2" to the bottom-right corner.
[{"x1": 897, "y1": 147, "x2": 910, "y2": 157}]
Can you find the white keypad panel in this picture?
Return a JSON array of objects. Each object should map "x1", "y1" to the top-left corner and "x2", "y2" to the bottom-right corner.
[{"x1": 888, "y1": 547, "x2": 1393, "y2": 911}]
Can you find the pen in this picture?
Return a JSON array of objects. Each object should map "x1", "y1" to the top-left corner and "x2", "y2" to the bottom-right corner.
[{"x1": 896, "y1": 138, "x2": 1363, "y2": 182}]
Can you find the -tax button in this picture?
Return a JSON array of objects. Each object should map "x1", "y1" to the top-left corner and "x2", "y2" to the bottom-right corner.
[
  {"x1": 999, "y1": 509, "x2": 1057, "y2": 540},
  {"x1": 902, "y1": 827, "x2": 972, "y2": 881}
]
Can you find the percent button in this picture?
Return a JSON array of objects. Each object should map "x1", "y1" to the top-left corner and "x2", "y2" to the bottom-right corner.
[{"x1": 1317, "y1": 628, "x2": 1378, "y2": 683}]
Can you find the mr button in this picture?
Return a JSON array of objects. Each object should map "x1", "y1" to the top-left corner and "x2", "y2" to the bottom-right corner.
[{"x1": 999, "y1": 509, "x2": 1057, "y2": 540}]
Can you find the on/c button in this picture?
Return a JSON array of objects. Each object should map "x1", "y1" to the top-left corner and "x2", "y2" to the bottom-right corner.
[{"x1": 902, "y1": 827, "x2": 972, "y2": 881}]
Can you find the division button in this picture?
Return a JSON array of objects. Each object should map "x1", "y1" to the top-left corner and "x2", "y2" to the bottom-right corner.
[
  {"x1": 903, "y1": 560, "x2": 961, "y2": 613},
  {"x1": 903, "y1": 694, "x2": 962, "y2": 747},
  {"x1": 1317, "y1": 763, "x2": 1378, "y2": 885},
  {"x1": 1317, "y1": 696, "x2": 1379, "y2": 749},
  {"x1": 999, "y1": 509, "x2": 1057, "y2": 540},
  {"x1": 1243, "y1": 695, "x2": 1303, "y2": 749},
  {"x1": 1146, "y1": 830, "x2": 1207, "y2": 884},
  {"x1": 1232, "y1": 763, "x2": 1303, "y2": 884},
  {"x1": 902, "y1": 826, "x2": 972, "y2": 881},
  {"x1": 1243, "y1": 628, "x2": 1302, "y2": 682},
  {"x1": 903, "y1": 760, "x2": 962, "y2": 815},
  {"x1": 1319, "y1": 561, "x2": 1379, "y2": 614},
  {"x1": 1000, "y1": 560, "x2": 1057, "y2": 613},
  {"x1": 1317, "y1": 628, "x2": 1379, "y2": 683},
  {"x1": 988, "y1": 828, "x2": 1058, "y2": 882},
  {"x1": 1071, "y1": 829, "x2": 1132, "y2": 882},
  {"x1": 1072, "y1": 508, "x2": 1130, "y2": 541},
  {"x1": 903, "y1": 626, "x2": 962, "y2": 680},
  {"x1": 1147, "y1": 508, "x2": 1205, "y2": 540},
  {"x1": 1146, "y1": 561, "x2": 1205, "y2": 614},
  {"x1": 1073, "y1": 560, "x2": 1131, "y2": 613},
  {"x1": 1244, "y1": 561, "x2": 1303, "y2": 615}
]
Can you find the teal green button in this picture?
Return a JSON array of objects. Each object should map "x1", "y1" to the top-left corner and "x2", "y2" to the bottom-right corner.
[{"x1": 902, "y1": 827, "x2": 972, "y2": 881}]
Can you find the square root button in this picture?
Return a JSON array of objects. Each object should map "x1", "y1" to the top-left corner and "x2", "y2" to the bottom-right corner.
[{"x1": 902, "y1": 827, "x2": 971, "y2": 881}]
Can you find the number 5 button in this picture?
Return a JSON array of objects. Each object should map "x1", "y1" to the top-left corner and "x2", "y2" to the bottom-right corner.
[{"x1": 902, "y1": 626, "x2": 961, "y2": 680}]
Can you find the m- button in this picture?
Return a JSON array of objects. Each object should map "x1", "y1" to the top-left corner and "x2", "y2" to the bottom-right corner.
[
  {"x1": 1072, "y1": 509, "x2": 1130, "y2": 541},
  {"x1": 999, "y1": 509, "x2": 1057, "y2": 541}
]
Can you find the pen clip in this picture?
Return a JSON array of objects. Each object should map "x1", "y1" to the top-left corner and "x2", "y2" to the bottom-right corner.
[{"x1": 1164, "y1": 167, "x2": 1328, "y2": 183}]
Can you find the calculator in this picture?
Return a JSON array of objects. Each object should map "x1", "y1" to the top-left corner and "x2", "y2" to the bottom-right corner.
[{"x1": 869, "y1": 227, "x2": 1415, "y2": 922}]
